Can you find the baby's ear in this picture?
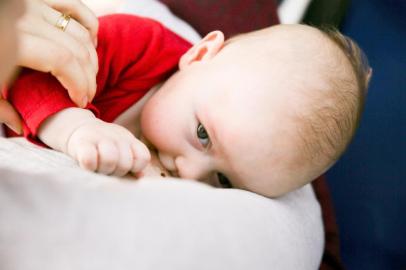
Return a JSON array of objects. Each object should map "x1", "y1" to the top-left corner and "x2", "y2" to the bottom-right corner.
[{"x1": 179, "y1": 31, "x2": 225, "y2": 70}]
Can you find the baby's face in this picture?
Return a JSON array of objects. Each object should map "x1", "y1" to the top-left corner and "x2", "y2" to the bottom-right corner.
[{"x1": 141, "y1": 26, "x2": 333, "y2": 197}]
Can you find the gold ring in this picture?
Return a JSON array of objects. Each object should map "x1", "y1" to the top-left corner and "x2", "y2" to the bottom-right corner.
[{"x1": 55, "y1": 13, "x2": 71, "y2": 32}]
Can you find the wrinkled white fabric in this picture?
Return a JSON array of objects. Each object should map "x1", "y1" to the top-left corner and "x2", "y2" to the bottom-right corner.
[{"x1": 0, "y1": 138, "x2": 323, "y2": 270}]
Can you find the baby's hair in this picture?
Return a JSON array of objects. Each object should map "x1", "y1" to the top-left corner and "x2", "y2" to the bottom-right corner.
[
  {"x1": 223, "y1": 25, "x2": 372, "y2": 170},
  {"x1": 320, "y1": 26, "x2": 372, "y2": 95},
  {"x1": 299, "y1": 26, "x2": 372, "y2": 166}
]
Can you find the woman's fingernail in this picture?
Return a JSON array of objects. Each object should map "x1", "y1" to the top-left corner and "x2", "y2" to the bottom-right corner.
[
  {"x1": 81, "y1": 96, "x2": 88, "y2": 108},
  {"x1": 5, "y1": 123, "x2": 22, "y2": 135}
]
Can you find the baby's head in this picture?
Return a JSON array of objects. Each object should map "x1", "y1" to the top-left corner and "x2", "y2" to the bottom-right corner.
[{"x1": 140, "y1": 24, "x2": 371, "y2": 197}]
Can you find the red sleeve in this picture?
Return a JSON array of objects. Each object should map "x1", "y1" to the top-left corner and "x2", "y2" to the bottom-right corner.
[
  {"x1": 6, "y1": 14, "x2": 191, "y2": 143},
  {"x1": 6, "y1": 69, "x2": 100, "y2": 142},
  {"x1": 93, "y1": 14, "x2": 191, "y2": 122}
]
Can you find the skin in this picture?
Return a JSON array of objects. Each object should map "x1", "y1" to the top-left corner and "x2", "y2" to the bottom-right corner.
[
  {"x1": 0, "y1": 0, "x2": 25, "y2": 133},
  {"x1": 0, "y1": 0, "x2": 99, "y2": 134},
  {"x1": 18, "y1": 0, "x2": 99, "y2": 106},
  {"x1": 140, "y1": 25, "x2": 351, "y2": 197},
  {"x1": 0, "y1": 0, "x2": 25, "y2": 85}
]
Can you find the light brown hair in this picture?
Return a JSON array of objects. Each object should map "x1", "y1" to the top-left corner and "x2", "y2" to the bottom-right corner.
[
  {"x1": 296, "y1": 26, "x2": 372, "y2": 171},
  {"x1": 224, "y1": 25, "x2": 372, "y2": 170}
]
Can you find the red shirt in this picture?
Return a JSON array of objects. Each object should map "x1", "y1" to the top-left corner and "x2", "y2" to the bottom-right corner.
[{"x1": 6, "y1": 14, "x2": 191, "y2": 143}]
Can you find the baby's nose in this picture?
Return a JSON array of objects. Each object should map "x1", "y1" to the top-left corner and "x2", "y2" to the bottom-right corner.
[{"x1": 174, "y1": 156, "x2": 209, "y2": 181}]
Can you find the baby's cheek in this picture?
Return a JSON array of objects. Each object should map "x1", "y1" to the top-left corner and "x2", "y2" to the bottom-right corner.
[
  {"x1": 140, "y1": 101, "x2": 171, "y2": 149},
  {"x1": 141, "y1": 98, "x2": 160, "y2": 134}
]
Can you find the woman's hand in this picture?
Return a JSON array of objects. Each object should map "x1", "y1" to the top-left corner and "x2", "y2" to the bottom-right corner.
[
  {"x1": 0, "y1": 96, "x2": 22, "y2": 134},
  {"x1": 17, "y1": 0, "x2": 99, "y2": 107},
  {"x1": 0, "y1": 0, "x2": 98, "y2": 134}
]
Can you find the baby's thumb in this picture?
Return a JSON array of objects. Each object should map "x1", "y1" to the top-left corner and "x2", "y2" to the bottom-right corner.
[
  {"x1": 0, "y1": 99, "x2": 22, "y2": 134},
  {"x1": 130, "y1": 140, "x2": 151, "y2": 173}
]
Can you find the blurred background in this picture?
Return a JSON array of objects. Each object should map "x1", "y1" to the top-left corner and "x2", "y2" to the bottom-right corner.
[{"x1": 307, "y1": 0, "x2": 406, "y2": 269}]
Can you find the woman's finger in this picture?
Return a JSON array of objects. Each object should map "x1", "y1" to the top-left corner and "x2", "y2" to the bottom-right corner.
[
  {"x1": 65, "y1": 17, "x2": 99, "y2": 75},
  {"x1": 38, "y1": 18, "x2": 98, "y2": 102},
  {"x1": 42, "y1": 0, "x2": 98, "y2": 45},
  {"x1": 17, "y1": 32, "x2": 90, "y2": 107},
  {"x1": 0, "y1": 98, "x2": 22, "y2": 134},
  {"x1": 55, "y1": 16, "x2": 98, "y2": 101},
  {"x1": 41, "y1": 6, "x2": 98, "y2": 75}
]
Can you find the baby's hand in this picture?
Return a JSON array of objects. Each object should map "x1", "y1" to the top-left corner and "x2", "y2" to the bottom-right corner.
[
  {"x1": 132, "y1": 148, "x2": 171, "y2": 178},
  {"x1": 66, "y1": 119, "x2": 150, "y2": 176}
]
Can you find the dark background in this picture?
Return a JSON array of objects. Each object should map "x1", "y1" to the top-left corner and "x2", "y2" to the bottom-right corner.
[{"x1": 326, "y1": 0, "x2": 406, "y2": 269}]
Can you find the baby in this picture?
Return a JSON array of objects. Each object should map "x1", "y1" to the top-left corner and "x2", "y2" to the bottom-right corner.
[{"x1": 7, "y1": 14, "x2": 371, "y2": 197}]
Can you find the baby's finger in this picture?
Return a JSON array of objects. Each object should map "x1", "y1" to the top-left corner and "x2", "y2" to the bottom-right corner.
[
  {"x1": 17, "y1": 32, "x2": 89, "y2": 107},
  {"x1": 97, "y1": 140, "x2": 119, "y2": 175},
  {"x1": 75, "y1": 142, "x2": 98, "y2": 171},
  {"x1": 112, "y1": 143, "x2": 134, "y2": 177},
  {"x1": 130, "y1": 140, "x2": 151, "y2": 173},
  {"x1": 44, "y1": 0, "x2": 99, "y2": 45}
]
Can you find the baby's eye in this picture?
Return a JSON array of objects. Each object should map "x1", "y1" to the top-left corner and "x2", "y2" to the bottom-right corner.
[
  {"x1": 197, "y1": 123, "x2": 210, "y2": 147},
  {"x1": 217, "y1": 173, "x2": 233, "y2": 189}
]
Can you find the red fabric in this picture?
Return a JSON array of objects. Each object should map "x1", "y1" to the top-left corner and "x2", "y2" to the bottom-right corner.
[
  {"x1": 6, "y1": 14, "x2": 191, "y2": 143},
  {"x1": 159, "y1": 0, "x2": 280, "y2": 38},
  {"x1": 158, "y1": 1, "x2": 345, "y2": 269}
]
